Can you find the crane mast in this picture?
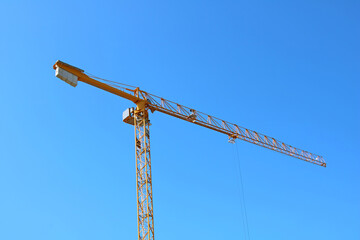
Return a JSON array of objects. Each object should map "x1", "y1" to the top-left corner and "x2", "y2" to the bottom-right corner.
[
  {"x1": 134, "y1": 107, "x2": 154, "y2": 240},
  {"x1": 53, "y1": 60, "x2": 326, "y2": 240}
]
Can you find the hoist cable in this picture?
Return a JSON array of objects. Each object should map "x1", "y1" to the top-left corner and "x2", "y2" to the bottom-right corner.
[{"x1": 232, "y1": 142, "x2": 251, "y2": 240}]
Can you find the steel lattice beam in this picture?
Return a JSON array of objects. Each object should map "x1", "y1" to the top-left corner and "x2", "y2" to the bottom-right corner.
[
  {"x1": 53, "y1": 60, "x2": 326, "y2": 240},
  {"x1": 134, "y1": 109, "x2": 154, "y2": 240}
]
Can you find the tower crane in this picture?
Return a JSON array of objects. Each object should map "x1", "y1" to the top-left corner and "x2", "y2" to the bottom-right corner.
[{"x1": 53, "y1": 60, "x2": 326, "y2": 240}]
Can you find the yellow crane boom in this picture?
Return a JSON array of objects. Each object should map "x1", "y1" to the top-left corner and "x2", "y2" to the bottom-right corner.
[{"x1": 53, "y1": 60, "x2": 326, "y2": 240}]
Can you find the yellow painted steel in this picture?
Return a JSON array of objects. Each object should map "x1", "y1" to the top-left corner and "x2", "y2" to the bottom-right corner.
[
  {"x1": 53, "y1": 60, "x2": 142, "y2": 104},
  {"x1": 53, "y1": 60, "x2": 326, "y2": 240},
  {"x1": 134, "y1": 108, "x2": 154, "y2": 240}
]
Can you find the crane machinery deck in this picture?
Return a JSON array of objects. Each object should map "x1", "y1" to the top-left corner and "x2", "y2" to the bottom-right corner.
[{"x1": 53, "y1": 60, "x2": 326, "y2": 240}]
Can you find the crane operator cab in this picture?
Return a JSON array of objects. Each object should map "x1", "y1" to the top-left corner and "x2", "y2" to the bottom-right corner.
[{"x1": 123, "y1": 108, "x2": 135, "y2": 125}]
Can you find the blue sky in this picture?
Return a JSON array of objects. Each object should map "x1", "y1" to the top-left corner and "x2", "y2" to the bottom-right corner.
[{"x1": 0, "y1": 1, "x2": 359, "y2": 239}]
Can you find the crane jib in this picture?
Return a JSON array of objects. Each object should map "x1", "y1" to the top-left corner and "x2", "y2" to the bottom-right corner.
[{"x1": 53, "y1": 60, "x2": 325, "y2": 168}]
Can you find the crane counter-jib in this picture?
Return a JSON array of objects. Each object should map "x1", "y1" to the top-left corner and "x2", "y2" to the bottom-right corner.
[{"x1": 53, "y1": 60, "x2": 143, "y2": 105}]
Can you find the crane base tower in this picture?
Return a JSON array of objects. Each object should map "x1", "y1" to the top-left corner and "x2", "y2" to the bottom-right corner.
[{"x1": 124, "y1": 107, "x2": 155, "y2": 240}]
